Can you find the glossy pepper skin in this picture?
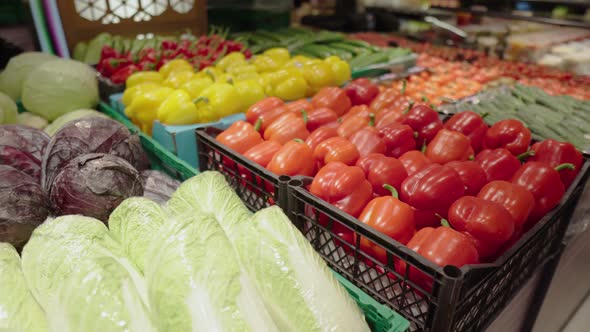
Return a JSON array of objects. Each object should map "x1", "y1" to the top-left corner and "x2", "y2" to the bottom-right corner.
[
  {"x1": 530, "y1": 139, "x2": 583, "y2": 188},
  {"x1": 284, "y1": 98, "x2": 314, "y2": 114},
  {"x1": 311, "y1": 87, "x2": 352, "y2": 116},
  {"x1": 125, "y1": 86, "x2": 173, "y2": 134},
  {"x1": 399, "y1": 150, "x2": 433, "y2": 176},
  {"x1": 484, "y1": 119, "x2": 532, "y2": 156},
  {"x1": 398, "y1": 226, "x2": 479, "y2": 292},
  {"x1": 400, "y1": 164, "x2": 465, "y2": 212},
  {"x1": 477, "y1": 181, "x2": 535, "y2": 230},
  {"x1": 349, "y1": 127, "x2": 386, "y2": 158},
  {"x1": 245, "y1": 97, "x2": 285, "y2": 129},
  {"x1": 446, "y1": 160, "x2": 487, "y2": 196},
  {"x1": 370, "y1": 89, "x2": 399, "y2": 112},
  {"x1": 359, "y1": 185, "x2": 415, "y2": 264},
  {"x1": 337, "y1": 112, "x2": 374, "y2": 139},
  {"x1": 402, "y1": 104, "x2": 443, "y2": 147},
  {"x1": 444, "y1": 111, "x2": 488, "y2": 152},
  {"x1": 448, "y1": 196, "x2": 515, "y2": 260},
  {"x1": 267, "y1": 139, "x2": 315, "y2": 176},
  {"x1": 309, "y1": 161, "x2": 373, "y2": 218},
  {"x1": 263, "y1": 111, "x2": 310, "y2": 144},
  {"x1": 305, "y1": 126, "x2": 339, "y2": 152},
  {"x1": 157, "y1": 89, "x2": 201, "y2": 125},
  {"x1": 375, "y1": 107, "x2": 406, "y2": 130},
  {"x1": 196, "y1": 82, "x2": 242, "y2": 120},
  {"x1": 340, "y1": 105, "x2": 370, "y2": 123},
  {"x1": 313, "y1": 136, "x2": 360, "y2": 167},
  {"x1": 216, "y1": 121, "x2": 263, "y2": 154},
  {"x1": 425, "y1": 129, "x2": 474, "y2": 164},
  {"x1": 306, "y1": 107, "x2": 338, "y2": 132},
  {"x1": 511, "y1": 162, "x2": 573, "y2": 225},
  {"x1": 475, "y1": 148, "x2": 521, "y2": 182},
  {"x1": 356, "y1": 154, "x2": 408, "y2": 196},
  {"x1": 379, "y1": 123, "x2": 417, "y2": 158},
  {"x1": 344, "y1": 78, "x2": 380, "y2": 106},
  {"x1": 242, "y1": 141, "x2": 282, "y2": 168}
]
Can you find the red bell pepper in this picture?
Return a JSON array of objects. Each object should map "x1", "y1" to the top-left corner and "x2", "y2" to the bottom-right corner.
[
  {"x1": 263, "y1": 111, "x2": 310, "y2": 144},
  {"x1": 100, "y1": 45, "x2": 119, "y2": 59},
  {"x1": 340, "y1": 105, "x2": 370, "y2": 123},
  {"x1": 399, "y1": 150, "x2": 433, "y2": 176},
  {"x1": 379, "y1": 123, "x2": 417, "y2": 158},
  {"x1": 305, "y1": 126, "x2": 339, "y2": 152},
  {"x1": 370, "y1": 89, "x2": 399, "y2": 111},
  {"x1": 448, "y1": 196, "x2": 515, "y2": 260},
  {"x1": 401, "y1": 104, "x2": 443, "y2": 146},
  {"x1": 267, "y1": 139, "x2": 315, "y2": 176},
  {"x1": 313, "y1": 136, "x2": 360, "y2": 167},
  {"x1": 306, "y1": 107, "x2": 338, "y2": 132},
  {"x1": 344, "y1": 78, "x2": 380, "y2": 106},
  {"x1": 530, "y1": 139, "x2": 583, "y2": 188},
  {"x1": 475, "y1": 148, "x2": 522, "y2": 182},
  {"x1": 446, "y1": 160, "x2": 488, "y2": 196},
  {"x1": 311, "y1": 87, "x2": 351, "y2": 116},
  {"x1": 284, "y1": 98, "x2": 314, "y2": 114},
  {"x1": 398, "y1": 225, "x2": 479, "y2": 292},
  {"x1": 400, "y1": 164, "x2": 465, "y2": 212},
  {"x1": 309, "y1": 162, "x2": 373, "y2": 218},
  {"x1": 110, "y1": 64, "x2": 141, "y2": 84},
  {"x1": 425, "y1": 129, "x2": 474, "y2": 164},
  {"x1": 477, "y1": 180, "x2": 535, "y2": 231},
  {"x1": 484, "y1": 119, "x2": 531, "y2": 156},
  {"x1": 349, "y1": 127, "x2": 386, "y2": 158},
  {"x1": 241, "y1": 141, "x2": 282, "y2": 168},
  {"x1": 375, "y1": 107, "x2": 406, "y2": 130},
  {"x1": 337, "y1": 112, "x2": 374, "y2": 139},
  {"x1": 217, "y1": 121, "x2": 263, "y2": 154},
  {"x1": 444, "y1": 111, "x2": 488, "y2": 152},
  {"x1": 511, "y1": 162, "x2": 574, "y2": 225},
  {"x1": 359, "y1": 184, "x2": 415, "y2": 263},
  {"x1": 245, "y1": 97, "x2": 285, "y2": 130},
  {"x1": 356, "y1": 153, "x2": 408, "y2": 196}
]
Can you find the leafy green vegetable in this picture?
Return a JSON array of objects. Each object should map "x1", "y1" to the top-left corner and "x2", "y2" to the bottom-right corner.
[
  {"x1": 16, "y1": 112, "x2": 49, "y2": 129},
  {"x1": 0, "y1": 52, "x2": 58, "y2": 101},
  {"x1": 109, "y1": 197, "x2": 166, "y2": 273},
  {"x1": 44, "y1": 109, "x2": 107, "y2": 136},
  {"x1": 21, "y1": 59, "x2": 99, "y2": 121},
  {"x1": 234, "y1": 206, "x2": 370, "y2": 332},
  {"x1": 0, "y1": 91, "x2": 17, "y2": 124},
  {"x1": 167, "y1": 171, "x2": 251, "y2": 234},
  {"x1": 0, "y1": 242, "x2": 48, "y2": 332},
  {"x1": 145, "y1": 212, "x2": 278, "y2": 332}
]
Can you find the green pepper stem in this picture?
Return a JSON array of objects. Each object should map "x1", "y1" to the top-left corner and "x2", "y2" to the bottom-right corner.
[
  {"x1": 254, "y1": 118, "x2": 262, "y2": 131},
  {"x1": 480, "y1": 112, "x2": 489, "y2": 119},
  {"x1": 403, "y1": 100, "x2": 414, "y2": 115},
  {"x1": 204, "y1": 70, "x2": 215, "y2": 81},
  {"x1": 468, "y1": 155, "x2": 475, "y2": 161},
  {"x1": 293, "y1": 138, "x2": 304, "y2": 143},
  {"x1": 517, "y1": 150, "x2": 535, "y2": 161},
  {"x1": 301, "y1": 110, "x2": 308, "y2": 125},
  {"x1": 413, "y1": 131, "x2": 419, "y2": 138},
  {"x1": 422, "y1": 96, "x2": 429, "y2": 103},
  {"x1": 382, "y1": 184, "x2": 399, "y2": 199},
  {"x1": 368, "y1": 113, "x2": 375, "y2": 127},
  {"x1": 192, "y1": 96, "x2": 209, "y2": 104},
  {"x1": 401, "y1": 79, "x2": 407, "y2": 95},
  {"x1": 436, "y1": 214, "x2": 451, "y2": 228},
  {"x1": 421, "y1": 141, "x2": 427, "y2": 153},
  {"x1": 555, "y1": 163, "x2": 576, "y2": 172}
]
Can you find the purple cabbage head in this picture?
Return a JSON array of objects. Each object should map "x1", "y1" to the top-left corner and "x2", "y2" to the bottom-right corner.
[
  {"x1": 49, "y1": 153, "x2": 144, "y2": 222},
  {"x1": 41, "y1": 117, "x2": 149, "y2": 190},
  {"x1": 141, "y1": 169, "x2": 181, "y2": 204},
  {"x1": 0, "y1": 165, "x2": 51, "y2": 249},
  {"x1": 0, "y1": 124, "x2": 50, "y2": 183}
]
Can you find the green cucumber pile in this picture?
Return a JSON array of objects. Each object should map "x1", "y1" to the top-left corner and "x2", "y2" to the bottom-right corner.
[
  {"x1": 443, "y1": 84, "x2": 590, "y2": 152},
  {"x1": 234, "y1": 27, "x2": 413, "y2": 71}
]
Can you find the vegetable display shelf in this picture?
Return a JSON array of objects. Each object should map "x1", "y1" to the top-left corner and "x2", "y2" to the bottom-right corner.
[
  {"x1": 195, "y1": 123, "x2": 590, "y2": 331},
  {"x1": 100, "y1": 103, "x2": 410, "y2": 332},
  {"x1": 285, "y1": 162, "x2": 589, "y2": 332}
]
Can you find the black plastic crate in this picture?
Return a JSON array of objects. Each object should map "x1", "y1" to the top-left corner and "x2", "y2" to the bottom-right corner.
[
  {"x1": 196, "y1": 126, "x2": 290, "y2": 212},
  {"x1": 285, "y1": 162, "x2": 590, "y2": 332}
]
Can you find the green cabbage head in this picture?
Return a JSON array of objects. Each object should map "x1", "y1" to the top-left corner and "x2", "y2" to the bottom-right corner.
[{"x1": 0, "y1": 52, "x2": 58, "y2": 101}]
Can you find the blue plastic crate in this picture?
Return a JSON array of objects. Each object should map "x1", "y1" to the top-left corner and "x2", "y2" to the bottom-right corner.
[{"x1": 109, "y1": 92, "x2": 245, "y2": 168}]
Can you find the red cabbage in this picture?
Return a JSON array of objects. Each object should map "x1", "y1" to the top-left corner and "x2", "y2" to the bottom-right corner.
[
  {"x1": 0, "y1": 165, "x2": 50, "y2": 249},
  {"x1": 0, "y1": 125, "x2": 50, "y2": 182},
  {"x1": 49, "y1": 153, "x2": 144, "y2": 222},
  {"x1": 141, "y1": 169, "x2": 181, "y2": 204},
  {"x1": 41, "y1": 117, "x2": 149, "y2": 190}
]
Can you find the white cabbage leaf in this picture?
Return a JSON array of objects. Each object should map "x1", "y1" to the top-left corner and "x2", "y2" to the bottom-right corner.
[{"x1": 0, "y1": 52, "x2": 58, "y2": 101}]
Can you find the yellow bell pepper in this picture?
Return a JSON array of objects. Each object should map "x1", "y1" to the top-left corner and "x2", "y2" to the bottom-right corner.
[
  {"x1": 125, "y1": 71, "x2": 164, "y2": 88},
  {"x1": 157, "y1": 89, "x2": 200, "y2": 125},
  {"x1": 324, "y1": 56, "x2": 351, "y2": 86},
  {"x1": 215, "y1": 73, "x2": 235, "y2": 84},
  {"x1": 263, "y1": 48, "x2": 290, "y2": 67},
  {"x1": 181, "y1": 77, "x2": 214, "y2": 99},
  {"x1": 197, "y1": 83, "x2": 242, "y2": 119},
  {"x1": 265, "y1": 68, "x2": 308, "y2": 101},
  {"x1": 125, "y1": 86, "x2": 174, "y2": 134},
  {"x1": 216, "y1": 52, "x2": 247, "y2": 71},
  {"x1": 301, "y1": 61, "x2": 335, "y2": 92},
  {"x1": 234, "y1": 80, "x2": 266, "y2": 110},
  {"x1": 252, "y1": 55, "x2": 281, "y2": 73},
  {"x1": 227, "y1": 64, "x2": 258, "y2": 76},
  {"x1": 162, "y1": 71, "x2": 194, "y2": 89},
  {"x1": 121, "y1": 82, "x2": 161, "y2": 106},
  {"x1": 159, "y1": 59, "x2": 194, "y2": 78},
  {"x1": 201, "y1": 66, "x2": 224, "y2": 81}
]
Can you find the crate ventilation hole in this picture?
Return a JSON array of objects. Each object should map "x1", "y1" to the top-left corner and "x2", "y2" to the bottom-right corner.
[{"x1": 74, "y1": 0, "x2": 194, "y2": 23}]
